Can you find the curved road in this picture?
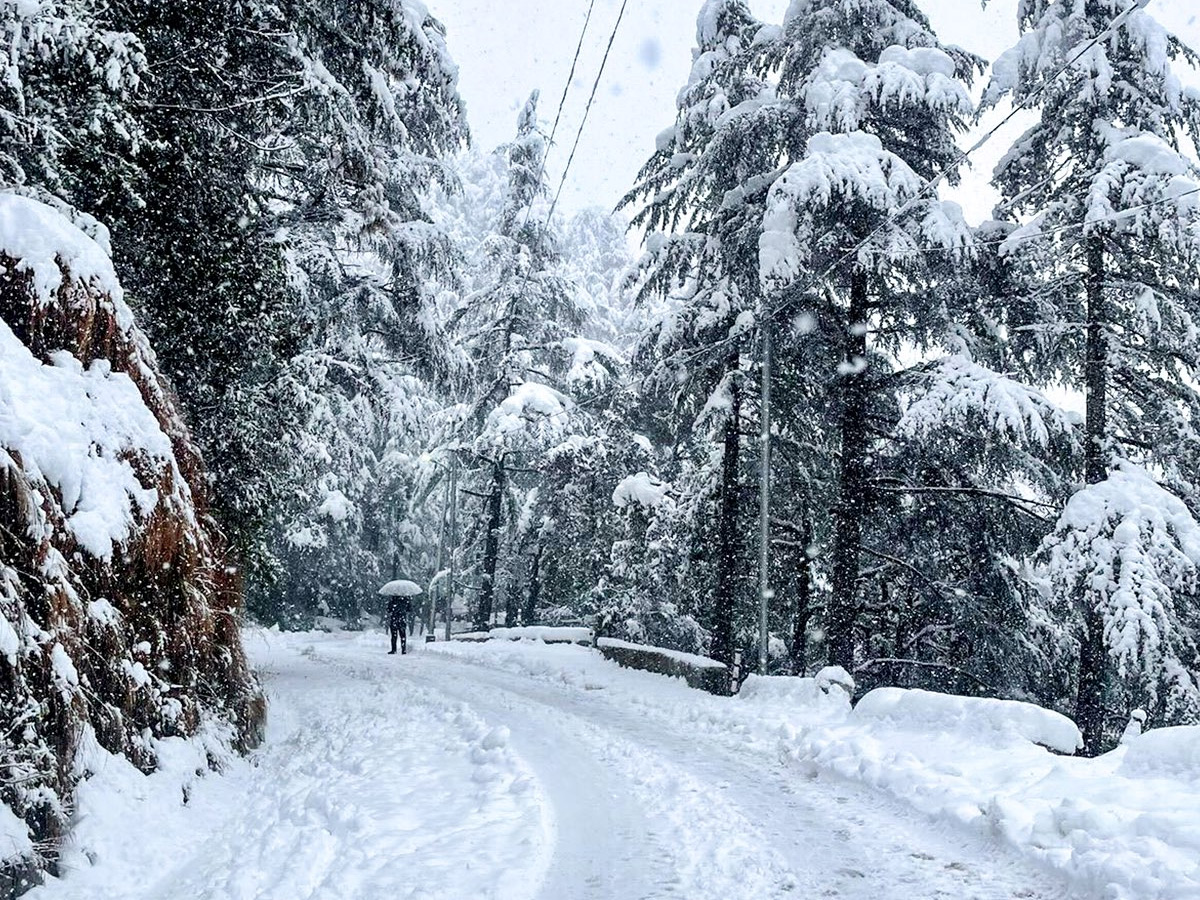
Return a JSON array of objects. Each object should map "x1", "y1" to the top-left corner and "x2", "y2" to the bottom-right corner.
[
  {"x1": 32, "y1": 634, "x2": 1080, "y2": 900},
  {"x1": 401, "y1": 646, "x2": 1077, "y2": 900}
]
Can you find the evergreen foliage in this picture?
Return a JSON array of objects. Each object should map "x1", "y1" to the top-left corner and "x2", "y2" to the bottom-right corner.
[{"x1": 985, "y1": 0, "x2": 1200, "y2": 751}]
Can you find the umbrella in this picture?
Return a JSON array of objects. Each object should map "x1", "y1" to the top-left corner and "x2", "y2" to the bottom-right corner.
[{"x1": 379, "y1": 579, "x2": 423, "y2": 597}]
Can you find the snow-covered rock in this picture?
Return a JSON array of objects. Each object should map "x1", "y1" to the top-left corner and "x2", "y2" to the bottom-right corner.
[{"x1": 0, "y1": 195, "x2": 261, "y2": 880}]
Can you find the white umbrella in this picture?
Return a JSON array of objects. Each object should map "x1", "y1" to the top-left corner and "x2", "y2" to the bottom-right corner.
[{"x1": 379, "y1": 579, "x2": 423, "y2": 597}]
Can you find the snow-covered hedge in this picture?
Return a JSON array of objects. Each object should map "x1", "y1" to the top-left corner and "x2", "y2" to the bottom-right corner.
[{"x1": 0, "y1": 195, "x2": 263, "y2": 891}]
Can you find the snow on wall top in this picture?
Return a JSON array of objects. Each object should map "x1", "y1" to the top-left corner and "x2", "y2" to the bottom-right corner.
[
  {"x1": 0, "y1": 193, "x2": 125, "y2": 311},
  {"x1": 597, "y1": 637, "x2": 728, "y2": 670}
]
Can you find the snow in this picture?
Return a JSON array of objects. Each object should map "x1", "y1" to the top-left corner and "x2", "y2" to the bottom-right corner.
[
  {"x1": 29, "y1": 631, "x2": 551, "y2": 900},
  {"x1": 612, "y1": 472, "x2": 668, "y2": 510},
  {"x1": 759, "y1": 130, "x2": 936, "y2": 286},
  {"x1": 898, "y1": 354, "x2": 1075, "y2": 447},
  {"x1": 1043, "y1": 463, "x2": 1200, "y2": 699},
  {"x1": 0, "y1": 323, "x2": 174, "y2": 559},
  {"x1": 736, "y1": 671, "x2": 853, "y2": 713},
  {"x1": 1119, "y1": 725, "x2": 1200, "y2": 777},
  {"x1": 1088, "y1": 123, "x2": 1200, "y2": 232},
  {"x1": 86, "y1": 598, "x2": 119, "y2": 625},
  {"x1": 465, "y1": 626, "x2": 594, "y2": 644},
  {"x1": 316, "y1": 489, "x2": 353, "y2": 523},
  {"x1": 484, "y1": 382, "x2": 572, "y2": 437},
  {"x1": 0, "y1": 196, "x2": 180, "y2": 561},
  {"x1": 0, "y1": 194, "x2": 125, "y2": 310},
  {"x1": 421, "y1": 637, "x2": 1200, "y2": 900},
  {"x1": 0, "y1": 802, "x2": 32, "y2": 865},
  {"x1": 50, "y1": 643, "x2": 80, "y2": 692},
  {"x1": 560, "y1": 336, "x2": 623, "y2": 386},
  {"x1": 377, "y1": 579, "x2": 422, "y2": 597},
  {"x1": 0, "y1": 612, "x2": 19, "y2": 665},
  {"x1": 29, "y1": 630, "x2": 1200, "y2": 900},
  {"x1": 853, "y1": 687, "x2": 1083, "y2": 754}
]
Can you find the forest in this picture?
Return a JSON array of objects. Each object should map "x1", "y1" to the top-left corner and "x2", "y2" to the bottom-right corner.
[{"x1": 2, "y1": 0, "x2": 1200, "y2": 891}]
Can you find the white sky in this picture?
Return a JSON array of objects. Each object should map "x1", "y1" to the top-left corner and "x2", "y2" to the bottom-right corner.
[{"x1": 435, "y1": 1, "x2": 1200, "y2": 226}]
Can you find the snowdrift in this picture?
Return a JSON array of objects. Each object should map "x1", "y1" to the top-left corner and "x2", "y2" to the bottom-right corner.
[{"x1": 0, "y1": 195, "x2": 262, "y2": 892}]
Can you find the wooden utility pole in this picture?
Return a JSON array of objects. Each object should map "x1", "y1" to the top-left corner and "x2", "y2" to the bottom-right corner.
[
  {"x1": 1077, "y1": 232, "x2": 1109, "y2": 754},
  {"x1": 829, "y1": 267, "x2": 870, "y2": 672}
]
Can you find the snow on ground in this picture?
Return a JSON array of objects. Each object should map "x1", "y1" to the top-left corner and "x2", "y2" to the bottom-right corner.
[
  {"x1": 29, "y1": 629, "x2": 551, "y2": 900},
  {"x1": 26, "y1": 628, "x2": 1199, "y2": 900},
  {"x1": 422, "y1": 636, "x2": 1199, "y2": 900}
]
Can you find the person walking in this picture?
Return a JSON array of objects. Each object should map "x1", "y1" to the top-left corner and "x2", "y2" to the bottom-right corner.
[{"x1": 387, "y1": 594, "x2": 411, "y2": 655}]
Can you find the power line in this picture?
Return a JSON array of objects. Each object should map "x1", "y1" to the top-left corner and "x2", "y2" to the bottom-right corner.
[
  {"x1": 455, "y1": 0, "x2": 632, "y2": 437},
  {"x1": 545, "y1": 0, "x2": 632, "y2": 225},
  {"x1": 515, "y1": 0, "x2": 598, "y2": 242}
]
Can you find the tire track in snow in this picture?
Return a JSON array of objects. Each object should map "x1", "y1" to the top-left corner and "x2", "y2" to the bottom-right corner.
[
  {"x1": 402, "y1": 658, "x2": 801, "y2": 900},
  {"x1": 404, "y1": 647, "x2": 1081, "y2": 900}
]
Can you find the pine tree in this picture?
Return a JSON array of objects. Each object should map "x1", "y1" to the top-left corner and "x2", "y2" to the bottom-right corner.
[
  {"x1": 756, "y1": 0, "x2": 983, "y2": 673},
  {"x1": 625, "y1": 0, "x2": 992, "y2": 672},
  {"x1": 241, "y1": 0, "x2": 469, "y2": 623},
  {"x1": 985, "y1": 0, "x2": 1200, "y2": 750},
  {"x1": 622, "y1": 0, "x2": 773, "y2": 666},
  {"x1": 0, "y1": 1, "x2": 144, "y2": 204},
  {"x1": 445, "y1": 94, "x2": 617, "y2": 630}
]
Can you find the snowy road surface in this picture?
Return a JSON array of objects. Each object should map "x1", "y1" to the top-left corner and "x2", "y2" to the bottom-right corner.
[{"x1": 32, "y1": 630, "x2": 1079, "y2": 900}]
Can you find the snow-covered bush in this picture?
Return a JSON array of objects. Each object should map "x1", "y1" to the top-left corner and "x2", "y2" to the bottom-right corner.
[{"x1": 0, "y1": 196, "x2": 262, "y2": 888}]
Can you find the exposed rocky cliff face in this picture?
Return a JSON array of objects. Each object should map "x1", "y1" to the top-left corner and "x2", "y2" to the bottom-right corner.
[{"x1": 0, "y1": 195, "x2": 263, "y2": 894}]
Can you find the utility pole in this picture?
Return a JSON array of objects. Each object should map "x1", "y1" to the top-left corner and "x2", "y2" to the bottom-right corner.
[
  {"x1": 432, "y1": 471, "x2": 449, "y2": 636},
  {"x1": 759, "y1": 309, "x2": 772, "y2": 675},
  {"x1": 445, "y1": 450, "x2": 458, "y2": 642}
]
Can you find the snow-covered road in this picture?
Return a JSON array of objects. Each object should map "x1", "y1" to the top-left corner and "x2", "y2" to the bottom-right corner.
[
  {"x1": 403, "y1": 645, "x2": 1076, "y2": 900},
  {"x1": 31, "y1": 630, "x2": 1079, "y2": 900}
]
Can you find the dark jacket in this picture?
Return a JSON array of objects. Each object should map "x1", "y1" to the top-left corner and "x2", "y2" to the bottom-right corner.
[{"x1": 386, "y1": 596, "x2": 411, "y2": 627}]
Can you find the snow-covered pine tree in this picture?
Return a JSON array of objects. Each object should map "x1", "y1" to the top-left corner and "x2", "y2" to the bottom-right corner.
[
  {"x1": 239, "y1": 0, "x2": 469, "y2": 624},
  {"x1": 627, "y1": 0, "x2": 992, "y2": 673},
  {"x1": 756, "y1": 0, "x2": 980, "y2": 674},
  {"x1": 985, "y1": 0, "x2": 1200, "y2": 750},
  {"x1": 622, "y1": 0, "x2": 776, "y2": 666},
  {"x1": 40, "y1": 0, "x2": 314, "y2": 592},
  {"x1": 0, "y1": 1, "x2": 144, "y2": 204},
  {"x1": 445, "y1": 94, "x2": 618, "y2": 630}
]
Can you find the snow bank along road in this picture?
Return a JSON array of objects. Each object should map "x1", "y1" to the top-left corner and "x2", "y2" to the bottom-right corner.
[{"x1": 30, "y1": 630, "x2": 1087, "y2": 900}]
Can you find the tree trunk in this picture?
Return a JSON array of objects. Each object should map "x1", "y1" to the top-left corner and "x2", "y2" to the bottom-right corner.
[
  {"x1": 1077, "y1": 233, "x2": 1109, "y2": 755},
  {"x1": 828, "y1": 268, "x2": 870, "y2": 672},
  {"x1": 710, "y1": 359, "x2": 742, "y2": 666},
  {"x1": 477, "y1": 459, "x2": 505, "y2": 630},
  {"x1": 790, "y1": 512, "x2": 813, "y2": 675},
  {"x1": 523, "y1": 546, "x2": 542, "y2": 626}
]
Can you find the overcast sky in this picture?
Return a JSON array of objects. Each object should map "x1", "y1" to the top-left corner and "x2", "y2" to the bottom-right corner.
[{"x1": 434, "y1": 1, "x2": 1200, "y2": 226}]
